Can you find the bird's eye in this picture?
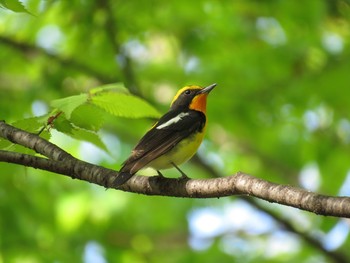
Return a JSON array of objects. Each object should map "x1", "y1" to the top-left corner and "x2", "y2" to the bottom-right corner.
[{"x1": 184, "y1": 89, "x2": 191, "y2": 95}]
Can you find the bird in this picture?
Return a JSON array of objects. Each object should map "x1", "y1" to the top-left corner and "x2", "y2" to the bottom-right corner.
[{"x1": 114, "y1": 83, "x2": 216, "y2": 186}]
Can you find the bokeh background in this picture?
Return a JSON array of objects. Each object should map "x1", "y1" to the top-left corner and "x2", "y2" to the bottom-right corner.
[{"x1": 1, "y1": 0, "x2": 350, "y2": 262}]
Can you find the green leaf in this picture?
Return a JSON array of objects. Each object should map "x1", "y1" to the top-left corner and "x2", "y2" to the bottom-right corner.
[
  {"x1": 50, "y1": 94, "x2": 88, "y2": 119},
  {"x1": 70, "y1": 128, "x2": 108, "y2": 153},
  {"x1": 70, "y1": 104, "x2": 105, "y2": 132},
  {"x1": 54, "y1": 117, "x2": 108, "y2": 153},
  {"x1": 13, "y1": 117, "x2": 51, "y2": 143},
  {"x1": 90, "y1": 85, "x2": 160, "y2": 119},
  {"x1": 90, "y1": 83, "x2": 129, "y2": 95},
  {"x1": 12, "y1": 117, "x2": 46, "y2": 134},
  {"x1": 0, "y1": 137, "x2": 13, "y2": 150},
  {"x1": 53, "y1": 117, "x2": 74, "y2": 134},
  {"x1": 0, "y1": 117, "x2": 51, "y2": 153},
  {"x1": 0, "y1": 0, "x2": 31, "y2": 14}
]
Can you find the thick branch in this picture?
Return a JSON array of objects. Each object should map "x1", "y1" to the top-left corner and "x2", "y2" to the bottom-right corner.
[{"x1": 1, "y1": 121, "x2": 350, "y2": 218}]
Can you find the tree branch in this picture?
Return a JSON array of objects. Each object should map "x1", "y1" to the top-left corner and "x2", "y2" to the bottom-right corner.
[
  {"x1": 245, "y1": 197, "x2": 348, "y2": 263},
  {"x1": 192, "y1": 156, "x2": 347, "y2": 263},
  {"x1": 1, "y1": 121, "x2": 350, "y2": 218}
]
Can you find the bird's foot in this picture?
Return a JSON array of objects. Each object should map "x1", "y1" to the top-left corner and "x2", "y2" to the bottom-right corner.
[
  {"x1": 179, "y1": 173, "x2": 190, "y2": 180},
  {"x1": 157, "y1": 170, "x2": 165, "y2": 178},
  {"x1": 171, "y1": 162, "x2": 190, "y2": 180}
]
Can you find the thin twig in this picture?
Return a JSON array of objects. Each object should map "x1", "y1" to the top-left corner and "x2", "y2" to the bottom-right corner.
[
  {"x1": 98, "y1": 0, "x2": 141, "y2": 96},
  {"x1": 0, "y1": 35, "x2": 117, "y2": 84}
]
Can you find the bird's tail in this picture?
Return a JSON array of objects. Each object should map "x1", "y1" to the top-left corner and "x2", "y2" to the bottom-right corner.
[
  {"x1": 114, "y1": 163, "x2": 134, "y2": 186},
  {"x1": 113, "y1": 171, "x2": 133, "y2": 186}
]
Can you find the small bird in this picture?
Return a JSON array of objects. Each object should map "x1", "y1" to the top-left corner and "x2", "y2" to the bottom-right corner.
[{"x1": 114, "y1": 83, "x2": 216, "y2": 186}]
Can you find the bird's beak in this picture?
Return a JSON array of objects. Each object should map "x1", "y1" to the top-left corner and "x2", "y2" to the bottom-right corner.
[{"x1": 198, "y1": 83, "x2": 217, "y2": 94}]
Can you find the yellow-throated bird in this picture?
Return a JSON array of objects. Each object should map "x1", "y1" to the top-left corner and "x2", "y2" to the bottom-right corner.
[{"x1": 114, "y1": 83, "x2": 216, "y2": 186}]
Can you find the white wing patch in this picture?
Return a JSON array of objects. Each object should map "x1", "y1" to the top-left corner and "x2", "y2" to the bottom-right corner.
[{"x1": 156, "y1": 112, "x2": 189, "y2": 129}]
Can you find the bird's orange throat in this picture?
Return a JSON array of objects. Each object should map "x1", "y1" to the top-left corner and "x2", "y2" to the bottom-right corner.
[{"x1": 189, "y1": 93, "x2": 208, "y2": 113}]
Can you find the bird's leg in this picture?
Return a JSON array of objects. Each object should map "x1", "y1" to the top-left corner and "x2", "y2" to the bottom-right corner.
[
  {"x1": 171, "y1": 162, "x2": 189, "y2": 179},
  {"x1": 157, "y1": 170, "x2": 165, "y2": 177}
]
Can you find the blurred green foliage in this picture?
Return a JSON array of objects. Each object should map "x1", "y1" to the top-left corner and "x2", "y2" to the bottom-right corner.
[{"x1": 1, "y1": 0, "x2": 350, "y2": 262}]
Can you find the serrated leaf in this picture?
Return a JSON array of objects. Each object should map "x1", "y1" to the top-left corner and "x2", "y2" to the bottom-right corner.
[
  {"x1": 0, "y1": 117, "x2": 51, "y2": 154},
  {"x1": 0, "y1": 0, "x2": 31, "y2": 14},
  {"x1": 51, "y1": 94, "x2": 88, "y2": 119},
  {"x1": 90, "y1": 83, "x2": 129, "y2": 95},
  {"x1": 54, "y1": 117, "x2": 108, "y2": 152},
  {"x1": 12, "y1": 117, "x2": 46, "y2": 133},
  {"x1": 0, "y1": 137, "x2": 13, "y2": 150},
  {"x1": 52, "y1": 117, "x2": 74, "y2": 134},
  {"x1": 70, "y1": 128, "x2": 108, "y2": 153},
  {"x1": 12, "y1": 117, "x2": 51, "y2": 143},
  {"x1": 70, "y1": 104, "x2": 105, "y2": 132},
  {"x1": 91, "y1": 92, "x2": 160, "y2": 119}
]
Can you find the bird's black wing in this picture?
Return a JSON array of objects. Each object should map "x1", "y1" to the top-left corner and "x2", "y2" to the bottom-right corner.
[{"x1": 120, "y1": 109, "x2": 205, "y2": 175}]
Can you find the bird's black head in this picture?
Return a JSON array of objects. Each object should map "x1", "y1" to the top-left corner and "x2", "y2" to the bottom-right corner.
[{"x1": 170, "y1": 84, "x2": 216, "y2": 112}]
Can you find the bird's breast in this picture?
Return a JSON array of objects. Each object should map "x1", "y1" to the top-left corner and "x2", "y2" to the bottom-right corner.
[{"x1": 147, "y1": 130, "x2": 205, "y2": 171}]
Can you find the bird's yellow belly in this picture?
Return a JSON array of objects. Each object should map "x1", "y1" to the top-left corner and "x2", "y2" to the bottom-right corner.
[{"x1": 147, "y1": 131, "x2": 205, "y2": 171}]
